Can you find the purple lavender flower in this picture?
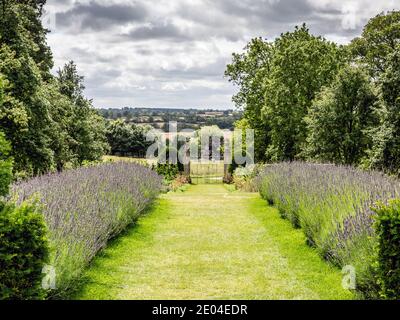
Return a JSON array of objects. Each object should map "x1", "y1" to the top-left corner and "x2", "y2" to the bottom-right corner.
[{"x1": 12, "y1": 162, "x2": 162, "y2": 296}]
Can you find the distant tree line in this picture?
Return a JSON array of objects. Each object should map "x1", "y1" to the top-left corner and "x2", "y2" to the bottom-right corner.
[
  {"x1": 100, "y1": 107, "x2": 242, "y2": 130},
  {"x1": 0, "y1": 0, "x2": 108, "y2": 178},
  {"x1": 226, "y1": 11, "x2": 400, "y2": 174}
]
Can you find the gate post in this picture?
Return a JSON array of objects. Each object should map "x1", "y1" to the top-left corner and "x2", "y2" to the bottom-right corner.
[{"x1": 184, "y1": 162, "x2": 190, "y2": 176}]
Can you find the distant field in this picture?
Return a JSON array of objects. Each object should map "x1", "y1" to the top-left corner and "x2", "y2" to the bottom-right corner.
[{"x1": 102, "y1": 155, "x2": 158, "y2": 166}]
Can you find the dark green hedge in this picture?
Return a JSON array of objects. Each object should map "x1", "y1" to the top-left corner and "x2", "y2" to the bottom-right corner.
[
  {"x1": 373, "y1": 200, "x2": 400, "y2": 299},
  {"x1": 0, "y1": 201, "x2": 49, "y2": 300}
]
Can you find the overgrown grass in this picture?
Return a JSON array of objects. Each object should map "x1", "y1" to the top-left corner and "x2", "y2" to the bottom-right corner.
[
  {"x1": 13, "y1": 162, "x2": 162, "y2": 298},
  {"x1": 256, "y1": 162, "x2": 400, "y2": 298}
]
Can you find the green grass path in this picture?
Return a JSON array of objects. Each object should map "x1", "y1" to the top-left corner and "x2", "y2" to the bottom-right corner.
[{"x1": 76, "y1": 184, "x2": 353, "y2": 300}]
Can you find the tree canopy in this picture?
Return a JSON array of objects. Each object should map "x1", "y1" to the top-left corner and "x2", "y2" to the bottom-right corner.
[
  {"x1": 305, "y1": 65, "x2": 378, "y2": 165},
  {"x1": 225, "y1": 38, "x2": 272, "y2": 162},
  {"x1": 0, "y1": 76, "x2": 12, "y2": 196},
  {"x1": 226, "y1": 11, "x2": 400, "y2": 174},
  {"x1": 0, "y1": 0, "x2": 108, "y2": 177}
]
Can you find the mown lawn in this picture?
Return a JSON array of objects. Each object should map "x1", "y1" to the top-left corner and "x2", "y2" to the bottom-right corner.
[{"x1": 75, "y1": 184, "x2": 353, "y2": 300}]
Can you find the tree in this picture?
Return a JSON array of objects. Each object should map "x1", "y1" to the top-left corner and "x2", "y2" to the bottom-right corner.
[
  {"x1": 0, "y1": 75, "x2": 13, "y2": 197},
  {"x1": 105, "y1": 120, "x2": 151, "y2": 157},
  {"x1": 1, "y1": 1, "x2": 108, "y2": 174},
  {"x1": 351, "y1": 11, "x2": 400, "y2": 78},
  {"x1": 225, "y1": 38, "x2": 273, "y2": 162},
  {"x1": 57, "y1": 61, "x2": 85, "y2": 103},
  {"x1": 0, "y1": 0, "x2": 52, "y2": 79},
  {"x1": 130, "y1": 124, "x2": 151, "y2": 157},
  {"x1": 262, "y1": 24, "x2": 345, "y2": 161},
  {"x1": 106, "y1": 119, "x2": 133, "y2": 156},
  {"x1": 55, "y1": 61, "x2": 109, "y2": 165},
  {"x1": 305, "y1": 65, "x2": 378, "y2": 165},
  {"x1": 37, "y1": 80, "x2": 75, "y2": 171},
  {"x1": 0, "y1": 0, "x2": 61, "y2": 175},
  {"x1": 368, "y1": 46, "x2": 400, "y2": 173}
]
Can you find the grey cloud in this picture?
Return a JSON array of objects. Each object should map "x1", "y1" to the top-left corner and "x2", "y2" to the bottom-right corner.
[
  {"x1": 65, "y1": 47, "x2": 123, "y2": 65},
  {"x1": 169, "y1": 0, "x2": 343, "y2": 42},
  {"x1": 56, "y1": 1, "x2": 148, "y2": 31},
  {"x1": 87, "y1": 84, "x2": 234, "y2": 109},
  {"x1": 125, "y1": 22, "x2": 189, "y2": 42},
  {"x1": 48, "y1": 0, "x2": 400, "y2": 109},
  {"x1": 129, "y1": 57, "x2": 230, "y2": 81},
  {"x1": 86, "y1": 69, "x2": 123, "y2": 89}
]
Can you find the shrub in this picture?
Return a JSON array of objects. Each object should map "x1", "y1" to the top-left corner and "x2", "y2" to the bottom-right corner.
[
  {"x1": 256, "y1": 162, "x2": 400, "y2": 298},
  {"x1": 13, "y1": 162, "x2": 162, "y2": 297},
  {"x1": 154, "y1": 163, "x2": 181, "y2": 181},
  {"x1": 372, "y1": 200, "x2": 400, "y2": 299},
  {"x1": 0, "y1": 200, "x2": 49, "y2": 300},
  {"x1": 233, "y1": 165, "x2": 262, "y2": 191}
]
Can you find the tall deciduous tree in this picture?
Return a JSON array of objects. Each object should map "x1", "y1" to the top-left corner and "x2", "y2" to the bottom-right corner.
[
  {"x1": 305, "y1": 65, "x2": 378, "y2": 165},
  {"x1": 0, "y1": 75, "x2": 13, "y2": 197},
  {"x1": 368, "y1": 46, "x2": 400, "y2": 173},
  {"x1": 225, "y1": 38, "x2": 273, "y2": 162},
  {"x1": 263, "y1": 25, "x2": 344, "y2": 161},
  {"x1": 0, "y1": 0, "x2": 54, "y2": 175},
  {"x1": 351, "y1": 10, "x2": 400, "y2": 78},
  {"x1": 0, "y1": 1, "x2": 108, "y2": 175},
  {"x1": 56, "y1": 61, "x2": 109, "y2": 164}
]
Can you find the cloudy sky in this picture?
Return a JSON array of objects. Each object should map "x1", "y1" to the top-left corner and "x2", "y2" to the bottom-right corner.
[{"x1": 44, "y1": 0, "x2": 399, "y2": 109}]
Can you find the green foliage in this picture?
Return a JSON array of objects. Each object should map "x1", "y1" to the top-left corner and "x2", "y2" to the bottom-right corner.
[
  {"x1": 226, "y1": 25, "x2": 345, "y2": 162},
  {"x1": 225, "y1": 38, "x2": 273, "y2": 162},
  {"x1": 106, "y1": 119, "x2": 151, "y2": 157},
  {"x1": 305, "y1": 65, "x2": 378, "y2": 165},
  {"x1": 13, "y1": 163, "x2": 162, "y2": 298},
  {"x1": 0, "y1": 2, "x2": 108, "y2": 176},
  {"x1": 351, "y1": 11, "x2": 400, "y2": 78},
  {"x1": 155, "y1": 163, "x2": 180, "y2": 181},
  {"x1": 0, "y1": 200, "x2": 49, "y2": 300},
  {"x1": 0, "y1": 76, "x2": 13, "y2": 197},
  {"x1": 227, "y1": 13, "x2": 400, "y2": 174},
  {"x1": 368, "y1": 46, "x2": 400, "y2": 173},
  {"x1": 372, "y1": 200, "x2": 400, "y2": 299},
  {"x1": 55, "y1": 61, "x2": 109, "y2": 166},
  {"x1": 0, "y1": 131, "x2": 12, "y2": 197},
  {"x1": 349, "y1": 12, "x2": 400, "y2": 173},
  {"x1": 232, "y1": 165, "x2": 261, "y2": 192},
  {"x1": 263, "y1": 25, "x2": 344, "y2": 161},
  {"x1": 0, "y1": 0, "x2": 52, "y2": 175}
]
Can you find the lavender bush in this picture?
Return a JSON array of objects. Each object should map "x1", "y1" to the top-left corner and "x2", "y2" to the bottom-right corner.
[
  {"x1": 12, "y1": 162, "x2": 162, "y2": 297},
  {"x1": 256, "y1": 162, "x2": 400, "y2": 297}
]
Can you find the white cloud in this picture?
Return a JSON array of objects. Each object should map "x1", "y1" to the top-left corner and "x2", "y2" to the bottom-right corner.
[{"x1": 45, "y1": 0, "x2": 400, "y2": 109}]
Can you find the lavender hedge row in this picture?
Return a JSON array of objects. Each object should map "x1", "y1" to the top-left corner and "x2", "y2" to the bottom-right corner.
[
  {"x1": 256, "y1": 162, "x2": 400, "y2": 298},
  {"x1": 13, "y1": 162, "x2": 162, "y2": 298}
]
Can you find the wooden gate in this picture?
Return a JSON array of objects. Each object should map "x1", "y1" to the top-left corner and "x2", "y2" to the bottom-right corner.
[{"x1": 189, "y1": 160, "x2": 226, "y2": 184}]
